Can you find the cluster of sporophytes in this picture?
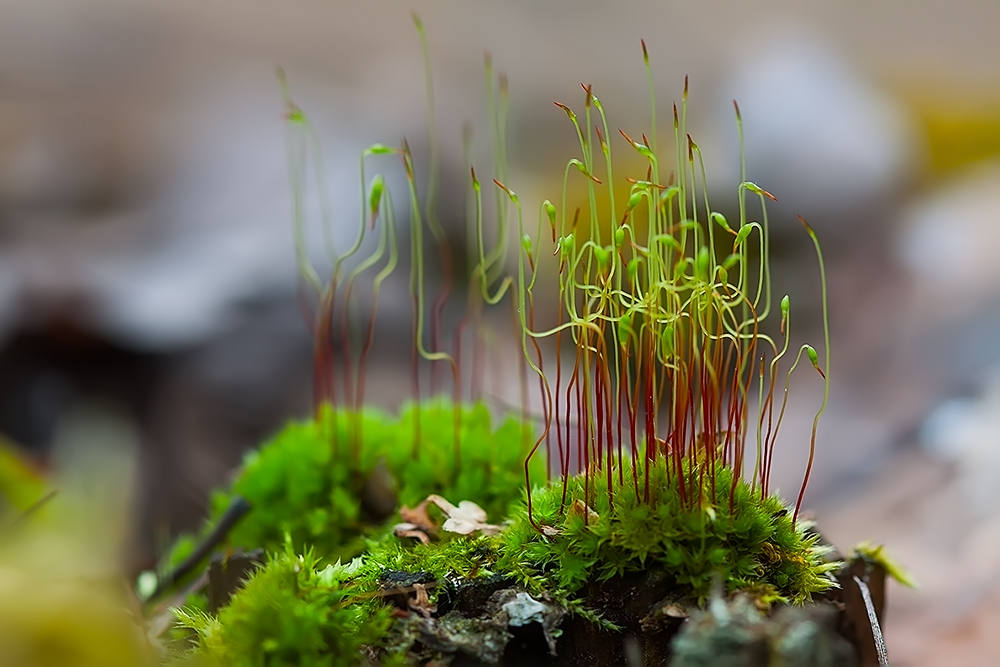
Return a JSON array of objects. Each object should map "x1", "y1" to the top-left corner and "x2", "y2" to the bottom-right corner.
[{"x1": 158, "y1": 18, "x2": 839, "y2": 665}]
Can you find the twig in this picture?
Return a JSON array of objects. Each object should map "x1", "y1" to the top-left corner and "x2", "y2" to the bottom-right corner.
[
  {"x1": 853, "y1": 574, "x2": 889, "y2": 666},
  {"x1": 148, "y1": 495, "x2": 252, "y2": 600},
  {"x1": 6, "y1": 489, "x2": 58, "y2": 529}
]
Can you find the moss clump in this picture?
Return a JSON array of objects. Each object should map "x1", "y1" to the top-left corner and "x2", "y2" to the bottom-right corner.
[
  {"x1": 174, "y1": 543, "x2": 396, "y2": 666},
  {"x1": 173, "y1": 532, "x2": 506, "y2": 665},
  {"x1": 175, "y1": 459, "x2": 840, "y2": 665},
  {"x1": 163, "y1": 400, "x2": 539, "y2": 568},
  {"x1": 500, "y1": 459, "x2": 839, "y2": 607},
  {"x1": 853, "y1": 541, "x2": 918, "y2": 589}
]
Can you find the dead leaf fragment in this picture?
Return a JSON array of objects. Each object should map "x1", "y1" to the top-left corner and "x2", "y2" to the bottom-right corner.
[
  {"x1": 539, "y1": 525, "x2": 561, "y2": 537},
  {"x1": 400, "y1": 499, "x2": 438, "y2": 534},
  {"x1": 570, "y1": 498, "x2": 599, "y2": 523},
  {"x1": 393, "y1": 522, "x2": 431, "y2": 544},
  {"x1": 409, "y1": 582, "x2": 437, "y2": 618},
  {"x1": 426, "y1": 494, "x2": 502, "y2": 536}
]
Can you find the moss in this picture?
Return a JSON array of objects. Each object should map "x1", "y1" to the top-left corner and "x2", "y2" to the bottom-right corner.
[
  {"x1": 499, "y1": 459, "x2": 840, "y2": 608},
  {"x1": 358, "y1": 535, "x2": 500, "y2": 597},
  {"x1": 159, "y1": 21, "x2": 855, "y2": 663},
  {"x1": 174, "y1": 543, "x2": 395, "y2": 666},
  {"x1": 173, "y1": 531, "x2": 506, "y2": 665},
  {"x1": 853, "y1": 541, "x2": 918, "y2": 589},
  {"x1": 163, "y1": 400, "x2": 539, "y2": 569},
  {"x1": 172, "y1": 459, "x2": 842, "y2": 665}
]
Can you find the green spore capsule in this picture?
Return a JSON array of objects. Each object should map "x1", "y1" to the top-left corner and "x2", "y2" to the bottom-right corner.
[
  {"x1": 569, "y1": 158, "x2": 591, "y2": 179},
  {"x1": 696, "y1": 246, "x2": 711, "y2": 282},
  {"x1": 743, "y1": 180, "x2": 777, "y2": 201},
  {"x1": 710, "y1": 211, "x2": 732, "y2": 233},
  {"x1": 368, "y1": 174, "x2": 384, "y2": 220},
  {"x1": 734, "y1": 224, "x2": 754, "y2": 247},
  {"x1": 543, "y1": 199, "x2": 557, "y2": 227},
  {"x1": 594, "y1": 245, "x2": 612, "y2": 270},
  {"x1": 521, "y1": 234, "x2": 533, "y2": 256},
  {"x1": 617, "y1": 312, "x2": 634, "y2": 343},
  {"x1": 627, "y1": 257, "x2": 642, "y2": 279},
  {"x1": 614, "y1": 227, "x2": 626, "y2": 248},
  {"x1": 660, "y1": 325, "x2": 674, "y2": 358},
  {"x1": 559, "y1": 235, "x2": 575, "y2": 258},
  {"x1": 674, "y1": 259, "x2": 689, "y2": 281},
  {"x1": 721, "y1": 253, "x2": 741, "y2": 270},
  {"x1": 652, "y1": 233, "x2": 681, "y2": 252},
  {"x1": 626, "y1": 190, "x2": 644, "y2": 211},
  {"x1": 805, "y1": 345, "x2": 820, "y2": 368},
  {"x1": 365, "y1": 143, "x2": 394, "y2": 156},
  {"x1": 660, "y1": 185, "x2": 680, "y2": 204},
  {"x1": 781, "y1": 294, "x2": 791, "y2": 317}
]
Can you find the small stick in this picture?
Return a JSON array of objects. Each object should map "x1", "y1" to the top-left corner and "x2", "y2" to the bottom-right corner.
[
  {"x1": 148, "y1": 496, "x2": 252, "y2": 600},
  {"x1": 853, "y1": 574, "x2": 889, "y2": 666},
  {"x1": 6, "y1": 489, "x2": 58, "y2": 530}
]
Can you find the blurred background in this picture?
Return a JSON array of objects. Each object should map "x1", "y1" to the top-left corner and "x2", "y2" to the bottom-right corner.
[{"x1": 2, "y1": 1, "x2": 999, "y2": 663}]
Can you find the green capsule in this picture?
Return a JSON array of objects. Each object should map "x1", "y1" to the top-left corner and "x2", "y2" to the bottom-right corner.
[
  {"x1": 652, "y1": 233, "x2": 681, "y2": 252},
  {"x1": 614, "y1": 227, "x2": 626, "y2": 248},
  {"x1": 543, "y1": 199, "x2": 557, "y2": 227},
  {"x1": 805, "y1": 345, "x2": 819, "y2": 368},
  {"x1": 594, "y1": 245, "x2": 612, "y2": 270},
  {"x1": 521, "y1": 234, "x2": 533, "y2": 255},
  {"x1": 617, "y1": 313, "x2": 634, "y2": 343},
  {"x1": 626, "y1": 190, "x2": 644, "y2": 211},
  {"x1": 660, "y1": 185, "x2": 680, "y2": 203},
  {"x1": 660, "y1": 325, "x2": 674, "y2": 358},
  {"x1": 365, "y1": 143, "x2": 394, "y2": 156},
  {"x1": 627, "y1": 257, "x2": 642, "y2": 279},
  {"x1": 742, "y1": 181, "x2": 776, "y2": 201},
  {"x1": 710, "y1": 211, "x2": 732, "y2": 232},
  {"x1": 368, "y1": 174, "x2": 384, "y2": 219},
  {"x1": 734, "y1": 224, "x2": 754, "y2": 247},
  {"x1": 560, "y1": 235, "x2": 575, "y2": 257},
  {"x1": 696, "y1": 246, "x2": 711, "y2": 282},
  {"x1": 781, "y1": 294, "x2": 790, "y2": 317}
]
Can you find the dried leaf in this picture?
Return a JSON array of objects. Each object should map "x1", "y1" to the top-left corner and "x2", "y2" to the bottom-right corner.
[
  {"x1": 408, "y1": 582, "x2": 436, "y2": 618},
  {"x1": 425, "y1": 494, "x2": 502, "y2": 536},
  {"x1": 570, "y1": 498, "x2": 599, "y2": 523},
  {"x1": 400, "y1": 499, "x2": 438, "y2": 534},
  {"x1": 539, "y1": 525, "x2": 561, "y2": 537},
  {"x1": 393, "y1": 522, "x2": 430, "y2": 544}
]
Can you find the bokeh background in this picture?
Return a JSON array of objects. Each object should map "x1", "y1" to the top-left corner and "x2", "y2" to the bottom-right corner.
[{"x1": 2, "y1": 1, "x2": 1000, "y2": 664}]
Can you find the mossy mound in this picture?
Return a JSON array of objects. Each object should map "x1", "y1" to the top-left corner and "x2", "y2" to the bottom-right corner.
[
  {"x1": 163, "y1": 400, "x2": 539, "y2": 570},
  {"x1": 170, "y1": 456, "x2": 842, "y2": 665},
  {"x1": 501, "y1": 459, "x2": 839, "y2": 607},
  {"x1": 174, "y1": 544, "x2": 397, "y2": 666}
]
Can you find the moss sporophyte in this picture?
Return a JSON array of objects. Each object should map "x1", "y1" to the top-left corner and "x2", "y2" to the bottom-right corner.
[{"x1": 154, "y1": 18, "x2": 847, "y2": 666}]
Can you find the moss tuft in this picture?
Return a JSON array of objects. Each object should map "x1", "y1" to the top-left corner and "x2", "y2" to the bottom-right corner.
[
  {"x1": 174, "y1": 542, "x2": 394, "y2": 666},
  {"x1": 500, "y1": 459, "x2": 840, "y2": 607},
  {"x1": 163, "y1": 400, "x2": 539, "y2": 569}
]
